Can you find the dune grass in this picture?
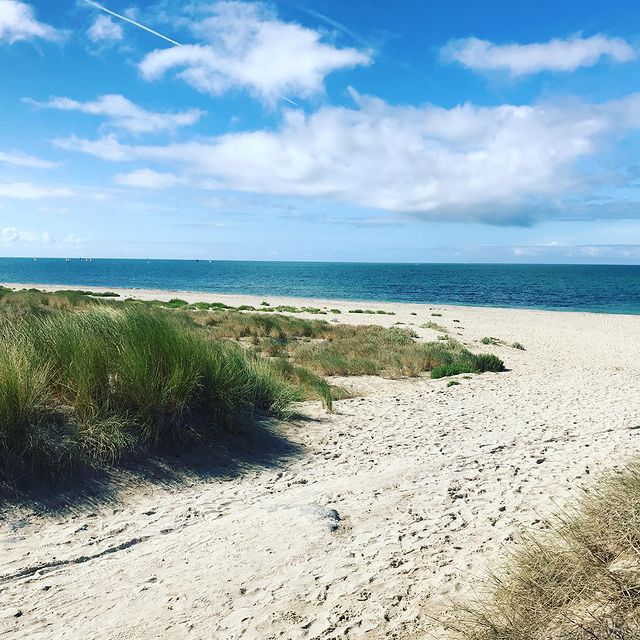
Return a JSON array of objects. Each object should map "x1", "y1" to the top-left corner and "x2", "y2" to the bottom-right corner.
[
  {"x1": 203, "y1": 311, "x2": 504, "y2": 379},
  {"x1": 348, "y1": 308, "x2": 395, "y2": 315},
  {"x1": 422, "y1": 321, "x2": 448, "y2": 332},
  {"x1": 0, "y1": 287, "x2": 118, "y2": 311},
  {"x1": 453, "y1": 462, "x2": 640, "y2": 639},
  {"x1": 0, "y1": 289, "x2": 505, "y2": 478},
  {"x1": 0, "y1": 303, "x2": 332, "y2": 479}
]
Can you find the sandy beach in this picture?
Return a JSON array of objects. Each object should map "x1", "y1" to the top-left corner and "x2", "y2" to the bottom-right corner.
[{"x1": 1, "y1": 284, "x2": 639, "y2": 639}]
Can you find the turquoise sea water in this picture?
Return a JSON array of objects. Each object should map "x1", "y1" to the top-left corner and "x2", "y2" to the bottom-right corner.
[{"x1": 1, "y1": 258, "x2": 639, "y2": 314}]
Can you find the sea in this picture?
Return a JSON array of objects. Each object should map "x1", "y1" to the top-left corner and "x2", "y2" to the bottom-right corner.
[{"x1": 1, "y1": 258, "x2": 640, "y2": 314}]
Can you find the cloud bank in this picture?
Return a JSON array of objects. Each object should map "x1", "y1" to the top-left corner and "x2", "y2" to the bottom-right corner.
[
  {"x1": 443, "y1": 34, "x2": 636, "y2": 75},
  {"x1": 55, "y1": 92, "x2": 640, "y2": 222}
]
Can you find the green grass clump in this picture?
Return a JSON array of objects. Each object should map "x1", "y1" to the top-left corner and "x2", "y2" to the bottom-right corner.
[
  {"x1": 268, "y1": 305, "x2": 299, "y2": 313},
  {"x1": 422, "y1": 321, "x2": 447, "y2": 332},
  {"x1": 348, "y1": 308, "x2": 394, "y2": 315},
  {"x1": 447, "y1": 380, "x2": 460, "y2": 387},
  {"x1": 481, "y1": 336, "x2": 503, "y2": 346},
  {"x1": 203, "y1": 311, "x2": 504, "y2": 380},
  {"x1": 0, "y1": 289, "x2": 505, "y2": 482},
  {"x1": 452, "y1": 462, "x2": 640, "y2": 639},
  {"x1": 207, "y1": 301, "x2": 234, "y2": 311},
  {"x1": 135, "y1": 297, "x2": 194, "y2": 310},
  {"x1": 54, "y1": 289, "x2": 119, "y2": 298},
  {"x1": 0, "y1": 287, "x2": 115, "y2": 311},
  {"x1": 329, "y1": 308, "x2": 341, "y2": 314},
  {"x1": 295, "y1": 329, "x2": 500, "y2": 379},
  {"x1": 301, "y1": 307, "x2": 326, "y2": 314},
  {"x1": 0, "y1": 305, "x2": 328, "y2": 479},
  {"x1": 205, "y1": 311, "x2": 328, "y2": 341},
  {"x1": 430, "y1": 350, "x2": 504, "y2": 379},
  {"x1": 511, "y1": 342, "x2": 525, "y2": 350}
]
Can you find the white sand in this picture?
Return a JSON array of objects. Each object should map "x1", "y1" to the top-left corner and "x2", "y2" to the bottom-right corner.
[{"x1": 1, "y1": 283, "x2": 640, "y2": 639}]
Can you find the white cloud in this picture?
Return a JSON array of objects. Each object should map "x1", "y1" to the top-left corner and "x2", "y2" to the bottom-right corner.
[
  {"x1": 63, "y1": 233, "x2": 89, "y2": 244},
  {"x1": 54, "y1": 134, "x2": 131, "y2": 161},
  {"x1": 138, "y1": 1, "x2": 371, "y2": 102},
  {"x1": 443, "y1": 34, "x2": 636, "y2": 75},
  {"x1": 114, "y1": 168, "x2": 182, "y2": 189},
  {"x1": 0, "y1": 149, "x2": 58, "y2": 169},
  {"x1": 0, "y1": 182, "x2": 73, "y2": 199},
  {"x1": 57, "y1": 91, "x2": 640, "y2": 221},
  {"x1": 0, "y1": 1, "x2": 62, "y2": 43},
  {"x1": 511, "y1": 243, "x2": 640, "y2": 260},
  {"x1": 1, "y1": 227, "x2": 51, "y2": 243},
  {"x1": 87, "y1": 14, "x2": 123, "y2": 43},
  {"x1": 25, "y1": 94, "x2": 204, "y2": 134}
]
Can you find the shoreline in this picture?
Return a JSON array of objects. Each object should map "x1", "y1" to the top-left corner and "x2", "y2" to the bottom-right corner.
[
  {"x1": 2, "y1": 280, "x2": 638, "y2": 318},
  {"x1": 1, "y1": 282, "x2": 640, "y2": 638}
]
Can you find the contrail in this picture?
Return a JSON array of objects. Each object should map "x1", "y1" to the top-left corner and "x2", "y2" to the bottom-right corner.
[
  {"x1": 83, "y1": 0, "x2": 182, "y2": 47},
  {"x1": 279, "y1": 0, "x2": 436, "y2": 88},
  {"x1": 302, "y1": 7, "x2": 374, "y2": 51},
  {"x1": 82, "y1": 0, "x2": 299, "y2": 106}
]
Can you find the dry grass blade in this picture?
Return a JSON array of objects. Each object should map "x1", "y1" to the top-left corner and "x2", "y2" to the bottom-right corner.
[{"x1": 451, "y1": 463, "x2": 640, "y2": 640}]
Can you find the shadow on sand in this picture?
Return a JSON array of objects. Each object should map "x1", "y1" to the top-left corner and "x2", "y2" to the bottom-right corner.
[{"x1": 0, "y1": 417, "x2": 307, "y2": 516}]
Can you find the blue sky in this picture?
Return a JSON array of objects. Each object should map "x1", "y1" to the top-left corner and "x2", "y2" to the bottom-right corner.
[{"x1": 2, "y1": 0, "x2": 640, "y2": 262}]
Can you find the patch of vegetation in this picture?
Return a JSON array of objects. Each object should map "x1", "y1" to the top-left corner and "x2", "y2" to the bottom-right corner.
[
  {"x1": 138, "y1": 298, "x2": 199, "y2": 310},
  {"x1": 295, "y1": 330, "x2": 502, "y2": 379},
  {"x1": 452, "y1": 462, "x2": 640, "y2": 640},
  {"x1": 481, "y1": 336, "x2": 504, "y2": 346},
  {"x1": 348, "y1": 309, "x2": 395, "y2": 315},
  {"x1": 54, "y1": 289, "x2": 120, "y2": 298},
  {"x1": 447, "y1": 380, "x2": 460, "y2": 387},
  {"x1": 431, "y1": 312, "x2": 443, "y2": 317},
  {"x1": 0, "y1": 302, "x2": 333, "y2": 480},
  {"x1": 0, "y1": 287, "x2": 116, "y2": 310},
  {"x1": 0, "y1": 290, "x2": 505, "y2": 481},
  {"x1": 329, "y1": 308, "x2": 341, "y2": 314},
  {"x1": 511, "y1": 342, "x2": 525, "y2": 350},
  {"x1": 203, "y1": 311, "x2": 503, "y2": 380},
  {"x1": 430, "y1": 352, "x2": 504, "y2": 379},
  {"x1": 422, "y1": 321, "x2": 447, "y2": 332}
]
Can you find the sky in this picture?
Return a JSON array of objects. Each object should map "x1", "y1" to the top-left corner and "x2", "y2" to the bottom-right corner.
[{"x1": 2, "y1": 0, "x2": 640, "y2": 262}]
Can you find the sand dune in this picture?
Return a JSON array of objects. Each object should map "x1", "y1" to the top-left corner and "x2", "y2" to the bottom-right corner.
[{"x1": 1, "y1": 287, "x2": 639, "y2": 639}]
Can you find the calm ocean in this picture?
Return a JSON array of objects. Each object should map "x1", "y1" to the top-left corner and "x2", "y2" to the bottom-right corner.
[{"x1": 1, "y1": 258, "x2": 639, "y2": 314}]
